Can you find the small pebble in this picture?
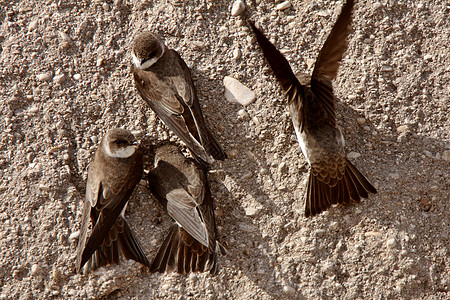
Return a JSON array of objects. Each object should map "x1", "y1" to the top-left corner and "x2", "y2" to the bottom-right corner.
[
  {"x1": 356, "y1": 117, "x2": 366, "y2": 125},
  {"x1": 37, "y1": 73, "x2": 52, "y2": 82},
  {"x1": 347, "y1": 152, "x2": 361, "y2": 160},
  {"x1": 242, "y1": 172, "x2": 253, "y2": 180},
  {"x1": 28, "y1": 20, "x2": 38, "y2": 31},
  {"x1": 381, "y1": 65, "x2": 394, "y2": 72},
  {"x1": 245, "y1": 207, "x2": 259, "y2": 217},
  {"x1": 53, "y1": 74, "x2": 65, "y2": 84},
  {"x1": 237, "y1": 109, "x2": 249, "y2": 119},
  {"x1": 276, "y1": 1, "x2": 291, "y2": 10},
  {"x1": 231, "y1": 0, "x2": 245, "y2": 16},
  {"x1": 59, "y1": 31, "x2": 71, "y2": 43},
  {"x1": 364, "y1": 231, "x2": 382, "y2": 237},
  {"x1": 317, "y1": 10, "x2": 329, "y2": 17},
  {"x1": 386, "y1": 238, "x2": 397, "y2": 248},
  {"x1": 283, "y1": 285, "x2": 295, "y2": 296},
  {"x1": 396, "y1": 125, "x2": 408, "y2": 134},
  {"x1": 224, "y1": 76, "x2": 256, "y2": 106},
  {"x1": 233, "y1": 48, "x2": 242, "y2": 60},
  {"x1": 30, "y1": 264, "x2": 40, "y2": 276},
  {"x1": 423, "y1": 54, "x2": 433, "y2": 61},
  {"x1": 69, "y1": 231, "x2": 80, "y2": 241},
  {"x1": 442, "y1": 150, "x2": 450, "y2": 161},
  {"x1": 73, "y1": 74, "x2": 81, "y2": 80},
  {"x1": 329, "y1": 221, "x2": 339, "y2": 230}
]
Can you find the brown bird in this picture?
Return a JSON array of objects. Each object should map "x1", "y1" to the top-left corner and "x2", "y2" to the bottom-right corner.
[
  {"x1": 75, "y1": 128, "x2": 150, "y2": 273},
  {"x1": 147, "y1": 143, "x2": 224, "y2": 274},
  {"x1": 131, "y1": 32, "x2": 226, "y2": 167},
  {"x1": 249, "y1": 0, "x2": 377, "y2": 217}
]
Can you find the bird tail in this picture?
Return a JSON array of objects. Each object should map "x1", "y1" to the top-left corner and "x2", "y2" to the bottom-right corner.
[
  {"x1": 78, "y1": 216, "x2": 151, "y2": 273},
  {"x1": 150, "y1": 224, "x2": 219, "y2": 274},
  {"x1": 305, "y1": 158, "x2": 377, "y2": 217},
  {"x1": 203, "y1": 129, "x2": 227, "y2": 161}
]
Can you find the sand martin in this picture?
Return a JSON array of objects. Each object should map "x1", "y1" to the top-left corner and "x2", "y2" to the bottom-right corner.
[
  {"x1": 249, "y1": 0, "x2": 377, "y2": 217},
  {"x1": 131, "y1": 32, "x2": 227, "y2": 166},
  {"x1": 75, "y1": 128, "x2": 150, "y2": 273},
  {"x1": 147, "y1": 143, "x2": 224, "y2": 274}
]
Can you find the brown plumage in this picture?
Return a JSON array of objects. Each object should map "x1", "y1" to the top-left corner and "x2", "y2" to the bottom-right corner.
[
  {"x1": 249, "y1": 0, "x2": 377, "y2": 217},
  {"x1": 75, "y1": 129, "x2": 150, "y2": 273},
  {"x1": 147, "y1": 143, "x2": 224, "y2": 274},
  {"x1": 131, "y1": 32, "x2": 226, "y2": 167}
]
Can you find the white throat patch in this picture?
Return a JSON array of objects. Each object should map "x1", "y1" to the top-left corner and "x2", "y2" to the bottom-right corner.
[
  {"x1": 104, "y1": 143, "x2": 136, "y2": 158},
  {"x1": 132, "y1": 42, "x2": 165, "y2": 69}
]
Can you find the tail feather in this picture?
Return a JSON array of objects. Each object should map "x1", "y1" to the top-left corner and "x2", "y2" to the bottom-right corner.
[
  {"x1": 150, "y1": 224, "x2": 218, "y2": 274},
  {"x1": 80, "y1": 217, "x2": 150, "y2": 273},
  {"x1": 305, "y1": 159, "x2": 377, "y2": 217},
  {"x1": 204, "y1": 129, "x2": 227, "y2": 161}
]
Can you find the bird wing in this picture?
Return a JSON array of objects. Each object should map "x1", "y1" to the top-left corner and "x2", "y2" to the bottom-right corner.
[
  {"x1": 133, "y1": 66, "x2": 213, "y2": 164},
  {"x1": 148, "y1": 158, "x2": 210, "y2": 248},
  {"x1": 249, "y1": 21, "x2": 308, "y2": 132},
  {"x1": 310, "y1": 0, "x2": 355, "y2": 126}
]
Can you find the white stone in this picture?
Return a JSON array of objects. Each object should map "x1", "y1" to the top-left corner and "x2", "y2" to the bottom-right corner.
[
  {"x1": 276, "y1": 1, "x2": 291, "y2": 10},
  {"x1": 37, "y1": 73, "x2": 52, "y2": 81},
  {"x1": 356, "y1": 117, "x2": 366, "y2": 125},
  {"x1": 30, "y1": 264, "x2": 40, "y2": 276},
  {"x1": 245, "y1": 207, "x2": 259, "y2": 216},
  {"x1": 381, "y1": 65, "x2": 393, "y2": 72},
  {"x1": 53, "y1": 74, "x2": 65, "y2": 84},
  {"x1": 231, "y1": 0, "x2": 245, "y2": 16},
  {"x1": 317, "y1": 10, "x2": 330, "y2": 17},
  {"x1": 386, "y1": 238, "x2": 396, "y2": 248},
  {"x1": 396, "y1": 125, "x2": 408, "y2": 134},
  {"x1": 224, "y1": 76, "x2": 256, "y2": 106},
  {"x1": 442, "y1": 150, "x2": 450, "y2": 162},
  {"x1": 28, "y1": 20, "x2": 38, "y2": 31},
  {"x1": 69, "y1": 231, "x2": 80, "y2": 241},
  {"x1": 73, "y1": 74, "x2": 81, "y2": 80},
  {"x1": 347, "y1": 151, "x2": 361, "y2": 160},
  {"x1": 233, "y1": 48, "x2": 242, "y2": 60},
  {"x1": 424, "y1": 54, "x2": 433, "y2": 61},
  {"x1": 282, "y1": 285, "x2": 295, "y2": 296}
]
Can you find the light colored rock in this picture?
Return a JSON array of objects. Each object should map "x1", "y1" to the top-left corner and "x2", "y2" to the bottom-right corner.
[
  {"x1": 386, "y1": 238, "x2": 397, "y2": 248},
  {"x1": 282, "y1": 284, "x2": 295, "y2": 296},
  {"x1": 276, "y1": 1, "x2": 291, "y2": 10},
  {"x1": 224, "y1": 76, "x2": 256, "y2": 106},
  {"x1": 381, "y1": 65, "x2": 394, "y2": 72},
  {"x1": 397, "y1": 125, "x2": 408, "y2": 134},
  {"x1": 53, "y1": 74, "x2": 65, "y2": 84},
  {"x1": 37, "y1": 73, "x2": 52, "y2": 81},
  {"x1": 30, "y1": 264, "x2": 41, "y2": 276},
  {"x1": 442, "y1": 150, "x2": 450, "y2": 161},
  {"x1": 233, "y1": 48, "x2": 242, "y2": 60},
  {"x1": 28, "y1": 20, "x2": 38, "y2": 31},
  {"x1": 365, "y1": 231, "x2": 382, "y2": 237},
  {"x1": 231, "y1": 0, "x2": 245, "y2": 16},
  {"x1": 347, "y1": 152, "x2": 361, "y2": 160},
  {"x1": 245, "y1": 207, "x2": 259, "y2": 216},
  {"x1": 356, "y1": 117, "x2": 366, "y2": 125},
  {"x1": 237, "y1": 109, "x2": 249, "y2": 119},
  {"x1": 73, "y1": 74, "x2": 81, "y2": 80},
  {"x1": 424, "y1": 54, "x2": 433, "y2": 61},
  {"x1": 317, "y1": 10, "x2": 330, "y2": 17}
]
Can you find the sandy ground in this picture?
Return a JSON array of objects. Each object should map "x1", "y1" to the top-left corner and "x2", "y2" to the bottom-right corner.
[{"x1": 0, "y1": 0, "x2": 449, "y2": 299}]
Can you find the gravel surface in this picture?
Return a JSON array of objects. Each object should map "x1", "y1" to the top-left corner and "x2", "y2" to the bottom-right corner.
[{"x1": 1, "y1": 0, "x2": 449, "y2": 299}]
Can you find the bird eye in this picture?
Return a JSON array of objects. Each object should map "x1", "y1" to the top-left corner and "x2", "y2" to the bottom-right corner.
[{"x1": 114, "y1": 140, "x2": 127, "y2": 145}]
